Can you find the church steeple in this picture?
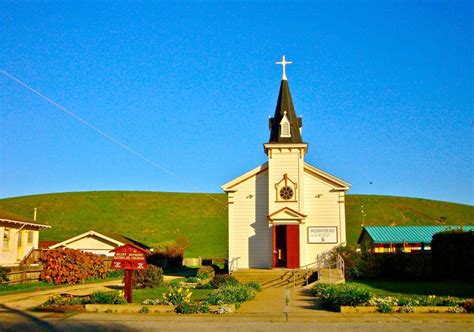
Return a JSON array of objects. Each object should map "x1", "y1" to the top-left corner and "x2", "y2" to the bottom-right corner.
[{"x1": 268, "y1": 77, "x2": 303, "y2": 144}]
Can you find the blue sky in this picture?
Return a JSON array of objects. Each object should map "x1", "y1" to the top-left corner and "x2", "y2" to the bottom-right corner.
[{"x1": 1, "y1": 1, "x2": 472, "y2": 205}]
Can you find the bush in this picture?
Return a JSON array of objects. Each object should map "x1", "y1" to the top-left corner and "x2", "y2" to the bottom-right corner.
[
  {"x1": 163, "y1": 286, "x2": 192, "y2": 305},
  {"x1": 206, "y1": 284, "x2": 256, "y2": 305},
  {"x1": 432, "y1": 229, "x2": 474, "y2": 281},
  {"x1": 311, "y1": 283, "x2": 372, "y2": 310},
  {"x1": 147, "y1": 236, "x2": 188, "y2": 269},
  {"x1": 186, "y1": 277, "x2": 201, "y2": 283},
  {"x1": 196, "y1": 266, "x2": 215, "y2": 279},
  {"x1": 106, "y1": 270, "x2": 124, "y2": 279},
  {"x1": 311, "y1": 283, "x2": 334, "y2": 297},
  {"x1": 210, "y1": 275, "x2": 239, "y2": 289},
  {"x1": 377, "y1": 302, "x2": 393, "y2": 313},
  {"x1": 42, "y1": 295, "x2": 89, "y2": 306},
  {"x1": 398, "y1": 305, "x2": 415, "y2": 313},
  {"x1": 245, "y1": 282, "x2": 262, "y2": 292},
  {"x1": 195, "y1": 282, "x2": 213, "y2": 289},
  {"x1": 39, "y1": 248, "x2": 106, "y2": 284},
  {"x1": 132, "y1": 265, "x2": 164, "y2": 289},
  {"x1": 90, "y1": 291, "x2": 126, "y2": 304},
  {"x1": 0, "y1": 266, "x2": 9, "y2": 283},
  {"x1": 175, "y1": 302, "x2": 210, "y2": 314},
  {"x1": 463, "y1": 299, "x2": 474, "y2": 313},
  {"x1": 327, "y1": 245, "x2": 367, "y2": 280}
]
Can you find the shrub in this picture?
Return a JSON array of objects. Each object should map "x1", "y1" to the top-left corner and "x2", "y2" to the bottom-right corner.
[
  {"x1": 42, "y1": 295, "x2": 89, "y2": 306},
  {"x1": 147, "y1": 236, "x2": 188, "y2": 269},
  {"x1": 168, "y1": 278, "x2": 185, "y2": 287},
  {"x1": 132, "y1": 265, "x2": 164, "y2": 289},
  {"x1": 463, "y1": 299, "x2": 474, "y2": 313},
  {"x1": 327, "y1": 245, "x2": 367, "y2": 280},
  {"x1": 186, "y1": 277, "x2": 200, "y2": 283},
  {"x1": 175, "y1": 302, "x2": 210, "y2": 314},
  {"x1": 163, "y1": 286, "x2": 192, "y2": 305},
  {"x1": 366, "y1": 296, "x2": 398, "y2": 307},
  {"x1": 206, "y1": 284, "x2": 256, "y2": 305},
  {"x1": 90, "y1": 291, "x2": 126, "y2": 304},
  {"x1": 399, "y1": 305, "x2": 415, "y2": 313},
  {"x1": 196, "y1": 266, "x2": 215, "y2": 279},
  {"x1": 0, "y1": 266, "x2": 9, "y2": 283},
  {"x1": 210, "y1": 275, "x2": 239, "y2": 289},
  {"x1": 139, "y1": 306, "x2": 149, "y2": 314},
  {"x1": 311, "y1": 283, "x2": 371, "y2": 310},
  {"x1": 432, "y1": 229, "x2": 474, "y2": 281},
  {"x1": 106, "y1": 270, "x2": 124, "y2": 279},
  {"x1": 311, "y1": 283, "x2": 334, "y2": 297},
  {"x1": 245, "y1": 282, "x2": 262, "y2": 292},
  {"x1": 377, "y1": 302, "x2": 393, "y2": 313},
  {"x1": 448, "y1": 306, "x2": 467, "y2": 313},
  {"x1": 39, "y1": 248, "x2": 106, "y2": 284},
  {"x1": 195, "y1": 282, "x2": 212, "y2": 289}
]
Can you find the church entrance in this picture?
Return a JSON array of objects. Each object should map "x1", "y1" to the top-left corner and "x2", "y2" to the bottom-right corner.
[{"x1": 272, "y1": 225, "x2": 300, "y2": 268}]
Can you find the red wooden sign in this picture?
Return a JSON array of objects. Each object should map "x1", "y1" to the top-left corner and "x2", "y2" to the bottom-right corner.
[{"x1": 110, "y1": 243, "x2": 150, "y2": 303}]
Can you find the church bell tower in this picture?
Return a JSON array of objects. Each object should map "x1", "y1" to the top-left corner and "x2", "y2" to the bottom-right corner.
[{"x1": 265, "y1": 56, "x2": 308, "y2": 268}]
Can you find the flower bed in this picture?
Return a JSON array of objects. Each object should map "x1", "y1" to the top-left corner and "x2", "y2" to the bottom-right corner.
[
  {"x1": 37, "y1": 274, "x2": 261, "y2": 314},
  {"x1": 312, "y1": 283, "x2": 472, "y2": 314}
]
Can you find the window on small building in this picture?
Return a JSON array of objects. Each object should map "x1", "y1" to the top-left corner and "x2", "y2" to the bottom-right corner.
[
  {"x1": 27, "y1": 231, "x2": 34, "y2": 244},
  {"x1": 17, "y1": 232, "x2": 22, "y2": 247},
  {"x1": 3, "y1": 228, "x2": 11, "y2": 250}
]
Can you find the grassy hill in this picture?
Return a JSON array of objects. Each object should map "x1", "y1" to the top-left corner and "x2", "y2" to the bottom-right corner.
[{"x1": 0, "y1": 191, "x2": 472, "y2": 258}]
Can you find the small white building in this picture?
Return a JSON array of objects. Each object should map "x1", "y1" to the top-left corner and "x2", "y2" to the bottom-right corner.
[
  {"x1": 222, "y1": 57, "x2": 350, "y2": 269},
  {"x1": 0, "y1": 210, "x2": 50, "y2": 265},
  {"x1": 49, "y1": 230, "x2": 150, "y2": 257}
]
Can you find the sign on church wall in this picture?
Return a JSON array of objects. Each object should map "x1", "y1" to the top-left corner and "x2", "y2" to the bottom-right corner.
[{"x1": 307, "y1": 226, "x2": 338, "y2": 244}]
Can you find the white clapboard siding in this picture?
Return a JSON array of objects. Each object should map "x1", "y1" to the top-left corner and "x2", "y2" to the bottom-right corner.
[
  {"x1": 228, "y1": 170, "x2": 271, "y2": 269},
  {"x1": 302, "y1": 171, "x2": 346, "y2": 265}
]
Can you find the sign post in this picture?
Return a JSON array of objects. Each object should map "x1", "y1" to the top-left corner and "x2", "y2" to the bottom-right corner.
[{"x1": 110, "y1": 243, "x2": 149, "y2": 303}]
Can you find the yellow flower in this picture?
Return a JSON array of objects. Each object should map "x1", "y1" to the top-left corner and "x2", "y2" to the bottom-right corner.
[{"x1": 178, "y1": 288, "x2": 182, "y2": 293}]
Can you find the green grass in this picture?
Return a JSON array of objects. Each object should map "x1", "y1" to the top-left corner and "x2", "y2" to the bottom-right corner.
[
  {"x1": 0, "y1": 191, "x2": 472, "y2": 258},
  {"x1": 132, "y1": 287, "x2": 212, "y2": 304},
  {"x1": 0, "y1": 276, "x2": 123, "y2": 296},
  {"x1": 348, "y1": 280, "x2": 474, "y2": 298}
]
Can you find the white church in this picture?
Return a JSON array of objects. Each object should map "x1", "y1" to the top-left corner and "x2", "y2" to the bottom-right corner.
[{"x1": 222, "y1": 56, "x2": 351, "y2": 269}]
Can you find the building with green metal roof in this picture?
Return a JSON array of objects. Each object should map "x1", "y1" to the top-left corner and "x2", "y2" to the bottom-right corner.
[{"x1": 357, "y1": 226, "x2": 474, "y2": 253}]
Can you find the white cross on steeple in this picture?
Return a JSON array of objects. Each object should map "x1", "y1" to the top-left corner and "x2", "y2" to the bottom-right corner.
[{"x1": 276, "y1": 55, "x2": 293, "y2": 80}]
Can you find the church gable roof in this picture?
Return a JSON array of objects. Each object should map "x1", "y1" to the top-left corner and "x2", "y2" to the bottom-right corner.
[
  {"x1": 267, "y1": 207, "x2": 307, "y2": 222},
  {"x1": 221, "y1": 163, "x2": 268, "y2": 191},
  {"x1": 268, "y1": 80, "x2": 304, "y2": 144},
  {"x1": 304, "y1": 163, "x2": 351, "y2": 190}
]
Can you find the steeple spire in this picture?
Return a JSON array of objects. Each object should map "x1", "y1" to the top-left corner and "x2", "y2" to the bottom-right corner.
[{"x1": 268, "y1": 59, "x2": 303, "y2": 143}]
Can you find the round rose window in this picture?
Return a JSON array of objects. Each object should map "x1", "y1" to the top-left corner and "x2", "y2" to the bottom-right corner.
[{"x1": 279, "y1": 186, "x2": 294, "y2": 200}]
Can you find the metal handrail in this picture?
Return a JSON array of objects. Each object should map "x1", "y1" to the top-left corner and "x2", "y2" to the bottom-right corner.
[
  {"x1": 228, "y1": 256, "x2": 240, "y2": 275},
  {"x1": 316, "y1": 253, "x2": 345, "y2": 284}
]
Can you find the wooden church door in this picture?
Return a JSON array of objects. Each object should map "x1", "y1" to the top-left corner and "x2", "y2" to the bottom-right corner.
[
  {"x1": 286, "y1": 225, "x2": 300, "y2": 268},
  {"x1": 272, "y1": 225, "x2": 300, "y2": 268}
]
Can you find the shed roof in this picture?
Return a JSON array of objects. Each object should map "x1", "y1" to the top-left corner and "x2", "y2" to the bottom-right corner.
[
  {"x1": 0, "y1": 209, "x2": 51, "y2": 229},
  {"x1": 358, "y1": 226, "x2": 474, "y2": 244}
]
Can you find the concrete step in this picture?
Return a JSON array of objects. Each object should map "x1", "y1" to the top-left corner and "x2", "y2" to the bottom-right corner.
[{"x1": 232, "y1": 269, "x2": 318, "y2": 289}]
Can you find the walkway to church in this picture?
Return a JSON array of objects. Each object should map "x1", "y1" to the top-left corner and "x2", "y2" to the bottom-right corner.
[{"x1": 237, "y1": 285, "x2": 328, "y2": 316}]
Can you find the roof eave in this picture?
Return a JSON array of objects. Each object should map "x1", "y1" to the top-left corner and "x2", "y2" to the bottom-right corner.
[{"x1": 0, "y1": 218, "x2": 51, "y2": 229}]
